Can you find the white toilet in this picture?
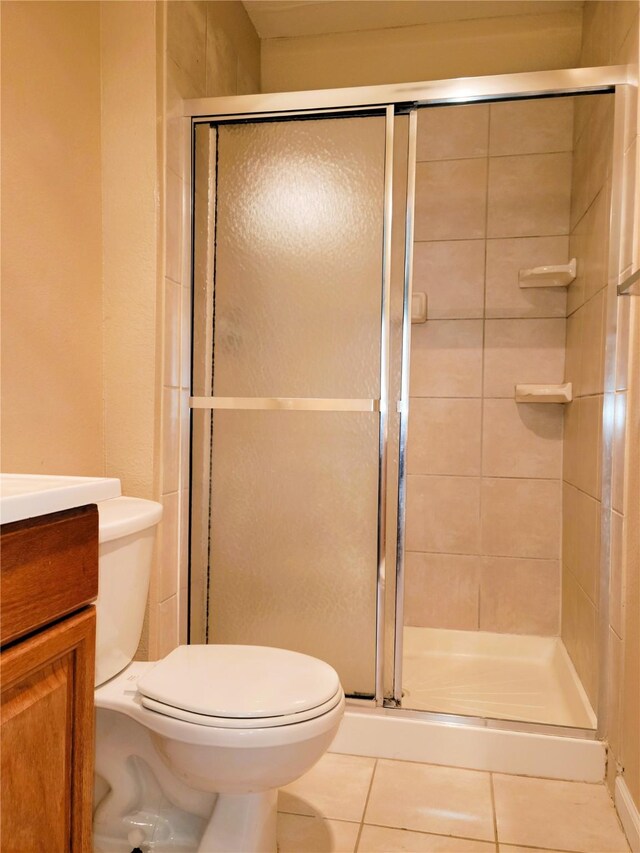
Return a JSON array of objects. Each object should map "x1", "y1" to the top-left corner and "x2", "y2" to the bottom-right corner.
[{"x1": 93, "y1": 496, "x2": 345, "y2": 853}]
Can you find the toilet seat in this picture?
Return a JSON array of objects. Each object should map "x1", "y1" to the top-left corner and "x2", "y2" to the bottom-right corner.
[
  {"x1": 140, "y1": 687, "x2": 343, "y2": 728},
  {"x1": 136, "y1": 644, "x2": 342, "y2": 727}
]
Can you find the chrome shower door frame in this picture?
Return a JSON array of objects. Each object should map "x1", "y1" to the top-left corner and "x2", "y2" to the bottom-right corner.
[
  {"x1": 184, "y1": 64, "x2": 634, "y2": 734},
  {"x1": 188, "y1": 105, "x2": 402, "y2": 704}
]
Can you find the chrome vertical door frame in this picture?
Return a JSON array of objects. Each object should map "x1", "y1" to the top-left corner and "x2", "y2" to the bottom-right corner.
[
  {"x1": 391, "y1": 109, "x2": 418, "y2": 705},
  {"x1": 374, "y1": 105, "x2": 395, "y2": 704}
]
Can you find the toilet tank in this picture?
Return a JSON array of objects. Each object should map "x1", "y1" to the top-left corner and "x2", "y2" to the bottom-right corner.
[{"x1": 95, "y1": 496, "x2": 163, "y2": 686}]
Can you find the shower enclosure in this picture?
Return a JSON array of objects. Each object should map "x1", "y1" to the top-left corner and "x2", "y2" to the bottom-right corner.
[{"x1": 188, "y1": 67, "x2": 632, "y2": 741}]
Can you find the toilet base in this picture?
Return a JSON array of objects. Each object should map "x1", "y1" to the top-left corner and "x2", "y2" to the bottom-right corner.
[
  {"x1": 198, "y1": 790, "x2": 277, "y2": 853},
  {"x1": 94, "y1": 663, "x2": 344, "y2": 852}
]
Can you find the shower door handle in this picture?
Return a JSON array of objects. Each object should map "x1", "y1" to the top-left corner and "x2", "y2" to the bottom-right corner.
[{"x1": 189, "y1": 396, "x2": 381, "y2": 413}]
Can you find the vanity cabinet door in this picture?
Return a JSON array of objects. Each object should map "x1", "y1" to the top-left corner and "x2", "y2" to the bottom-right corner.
[{"x1": 1, "y1": 608, "x2": 96, "y2": 852}]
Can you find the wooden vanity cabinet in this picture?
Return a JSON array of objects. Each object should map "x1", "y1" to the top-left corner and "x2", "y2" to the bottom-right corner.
[{"x1": 1, "y1": 505, "x2": 99, "y2": 853}]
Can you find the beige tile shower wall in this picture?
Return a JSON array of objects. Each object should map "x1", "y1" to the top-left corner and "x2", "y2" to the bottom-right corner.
[
  {"x1": 618, "y1": 300, "x2": 640, "y2": 813},
  {"x1": 561, "y1": 94, "x2": 614, "y2": 712},
  {"x1": 562, "y1": 2, "x2": 639, "y2": 735},
  {"x1": 405, "y1": 99, "x2": 573, "y2": 638},
  {"x1": 577, "y1": 0, "x2": 640, "y2": 816},
  {"x1": 154, "y1": 2, "x2": 261, "y2": 658}
]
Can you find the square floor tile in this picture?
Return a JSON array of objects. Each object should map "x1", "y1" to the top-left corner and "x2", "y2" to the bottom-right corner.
[
  {"x1": 493, "y1": 774, "x2": 630, "y2": 852},
  {"x1": 279, "y1": 753, "x2": 376, "y2": 822},
  {"x1": 359, "y1": 825, "x2": 496, "y2": 851},
  {"x1": 365, "y1": 760, "x2": 494, "y2": 841},
  {"x1": 277, "y1": 813, "x2": 359, "y2": 852}
]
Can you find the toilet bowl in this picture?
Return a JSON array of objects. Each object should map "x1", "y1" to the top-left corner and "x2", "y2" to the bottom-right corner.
[{"x1": 93, "y1": 496, "x2": 345, "y2": 853}]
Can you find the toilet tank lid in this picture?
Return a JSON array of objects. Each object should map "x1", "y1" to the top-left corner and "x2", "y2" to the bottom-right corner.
[{"x1": 98, "y1": 496, "x2": 163, "y2": 543}]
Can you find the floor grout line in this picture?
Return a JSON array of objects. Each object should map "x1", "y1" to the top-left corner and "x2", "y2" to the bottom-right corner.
[
  {"x1": 322, "y1": 752, "x2": 606, "y2": 785},
  {"x1": 499, "y1": 844, "x2": 601, "y2": 853},
  {"x1": 354, "y1": 758, "x2": 379, "y2": 852},
  {"x1": 490, "y1": 771, "x2": 499, "y2": 851},
  {"x1": 359, "y1": 819, "x2": 498, "y2": 844},
  {"x1": 337, "y1": 753, "x2": 495, "y2": 772},
  {"x1": 276, "y1": 809, "x2": 360, "y2": 823}
]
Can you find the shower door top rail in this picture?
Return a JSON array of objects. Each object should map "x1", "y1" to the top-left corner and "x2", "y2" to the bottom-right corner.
[
  {"x1": 189, "y1": 396, "x2": 381, "y2": 412},
  {"x1": 184, "y1": 65, "x2": 629, "y2": 119}
]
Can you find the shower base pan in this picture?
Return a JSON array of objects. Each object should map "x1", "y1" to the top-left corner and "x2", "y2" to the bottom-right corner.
[{"x1": 402, "y1": 627, "x2": 596, "y2": 729}]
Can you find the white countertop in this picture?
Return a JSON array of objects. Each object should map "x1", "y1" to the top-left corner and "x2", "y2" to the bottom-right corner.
[{"x1": 0, "y1": 474, "x2": 121, "y2": 525}]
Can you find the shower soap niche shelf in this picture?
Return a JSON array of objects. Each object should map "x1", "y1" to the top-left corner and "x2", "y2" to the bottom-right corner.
[
  {"x1": 515, "y1": 383, "x2": 572, "y2": 403},
  {"x1": 519, "y1": 258, "x2": 576, "y2": 288},
  {"x1": 411, "y1": 292, "x2": 428, "y2": 324}
]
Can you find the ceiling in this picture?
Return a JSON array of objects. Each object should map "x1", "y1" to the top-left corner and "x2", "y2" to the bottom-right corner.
[{"x1": 242, "y1": 1, "x2": 584, "y2": 40}]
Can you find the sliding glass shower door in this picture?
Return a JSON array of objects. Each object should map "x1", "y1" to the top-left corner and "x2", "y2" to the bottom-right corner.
[{"x1": 190, "y1": 111, "x2": 398, "y2": 698}]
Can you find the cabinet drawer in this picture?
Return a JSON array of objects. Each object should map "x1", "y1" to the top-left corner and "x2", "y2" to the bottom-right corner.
[{"x1": 1, "y1": 505, "x2": 98, "y2": 646}]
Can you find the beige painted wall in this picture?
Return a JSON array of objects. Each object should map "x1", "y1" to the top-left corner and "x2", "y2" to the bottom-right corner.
[
  {"x1": 261, "y1": 9, "x2": 582, "y2": 92},
  {"x1": 1, "y1": 1, "x2": 104, "y2": 476},
  {"x1": 2, "y1": 0, "x2": 163, "y2": 656},
  {"x1": 101, "y1": 1, "x2": 161, "y2": 501}
]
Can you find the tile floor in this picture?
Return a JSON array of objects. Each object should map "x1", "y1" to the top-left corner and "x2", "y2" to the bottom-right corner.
[{"x1": 277, "y1": 753, "x2": 630, "y2": 853}]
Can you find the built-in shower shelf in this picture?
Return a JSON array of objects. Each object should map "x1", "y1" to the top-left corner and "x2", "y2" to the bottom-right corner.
[
  {"x1": 411, "y1": 292, "x2": 428, "y2": 324},
  {"x1": 519, "y1": 258, "x2": 576, "y2": 288},
  {"x1": 515, "y1": 382, "x2": 572, "y2": 403}
]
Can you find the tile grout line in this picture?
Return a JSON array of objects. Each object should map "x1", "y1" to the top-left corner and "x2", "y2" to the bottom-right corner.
[
  {"x1": 354, "y1": 758, "x2": 378, "y2": 852},
  {"x1": 312, "y1": 753, "x2": 609, "y2": 780},
  {"x1": 489, "y1": 771, "x2": 499, "y2": 851},
  {"x1": 500, "y1": 842, "x2": 596, "y2": 853},
  {"x1": 359, "y1": 819, "x2": 501, "y2": 846},
  {"x1": 479, "y1": 105, "x2": 492, "y2": 631},
  {"x1": 416, "y1": 148, "x2": 574, "y2": 165},
  {"x1": 276, "y1": 809, "x2": 360, "y2": 822},
  {"x1": 406, "y1": 472, "x2": 566, "y2": 482},
  {"x1": 412, "y1": 313, "x2": 568, "y2": 320},
  {"x1": 404, "y1": 548, "x2": 562, "y2": 561},
  {"x1": 407, "y1": 392, "x2": 586, "y2": 399},
  {"x1": 414, "y1": 233, "x2": 576, "y2": 243}
]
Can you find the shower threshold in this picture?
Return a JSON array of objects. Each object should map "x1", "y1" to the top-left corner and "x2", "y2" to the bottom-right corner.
[{"x1": 401, "y1": 627, "x2": 596, "y2": 729}]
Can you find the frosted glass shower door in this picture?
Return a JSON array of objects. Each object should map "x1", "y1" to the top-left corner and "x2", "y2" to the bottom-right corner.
[{"x1": 191, "y1": 113, "x2": 390, "y2": 698}]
